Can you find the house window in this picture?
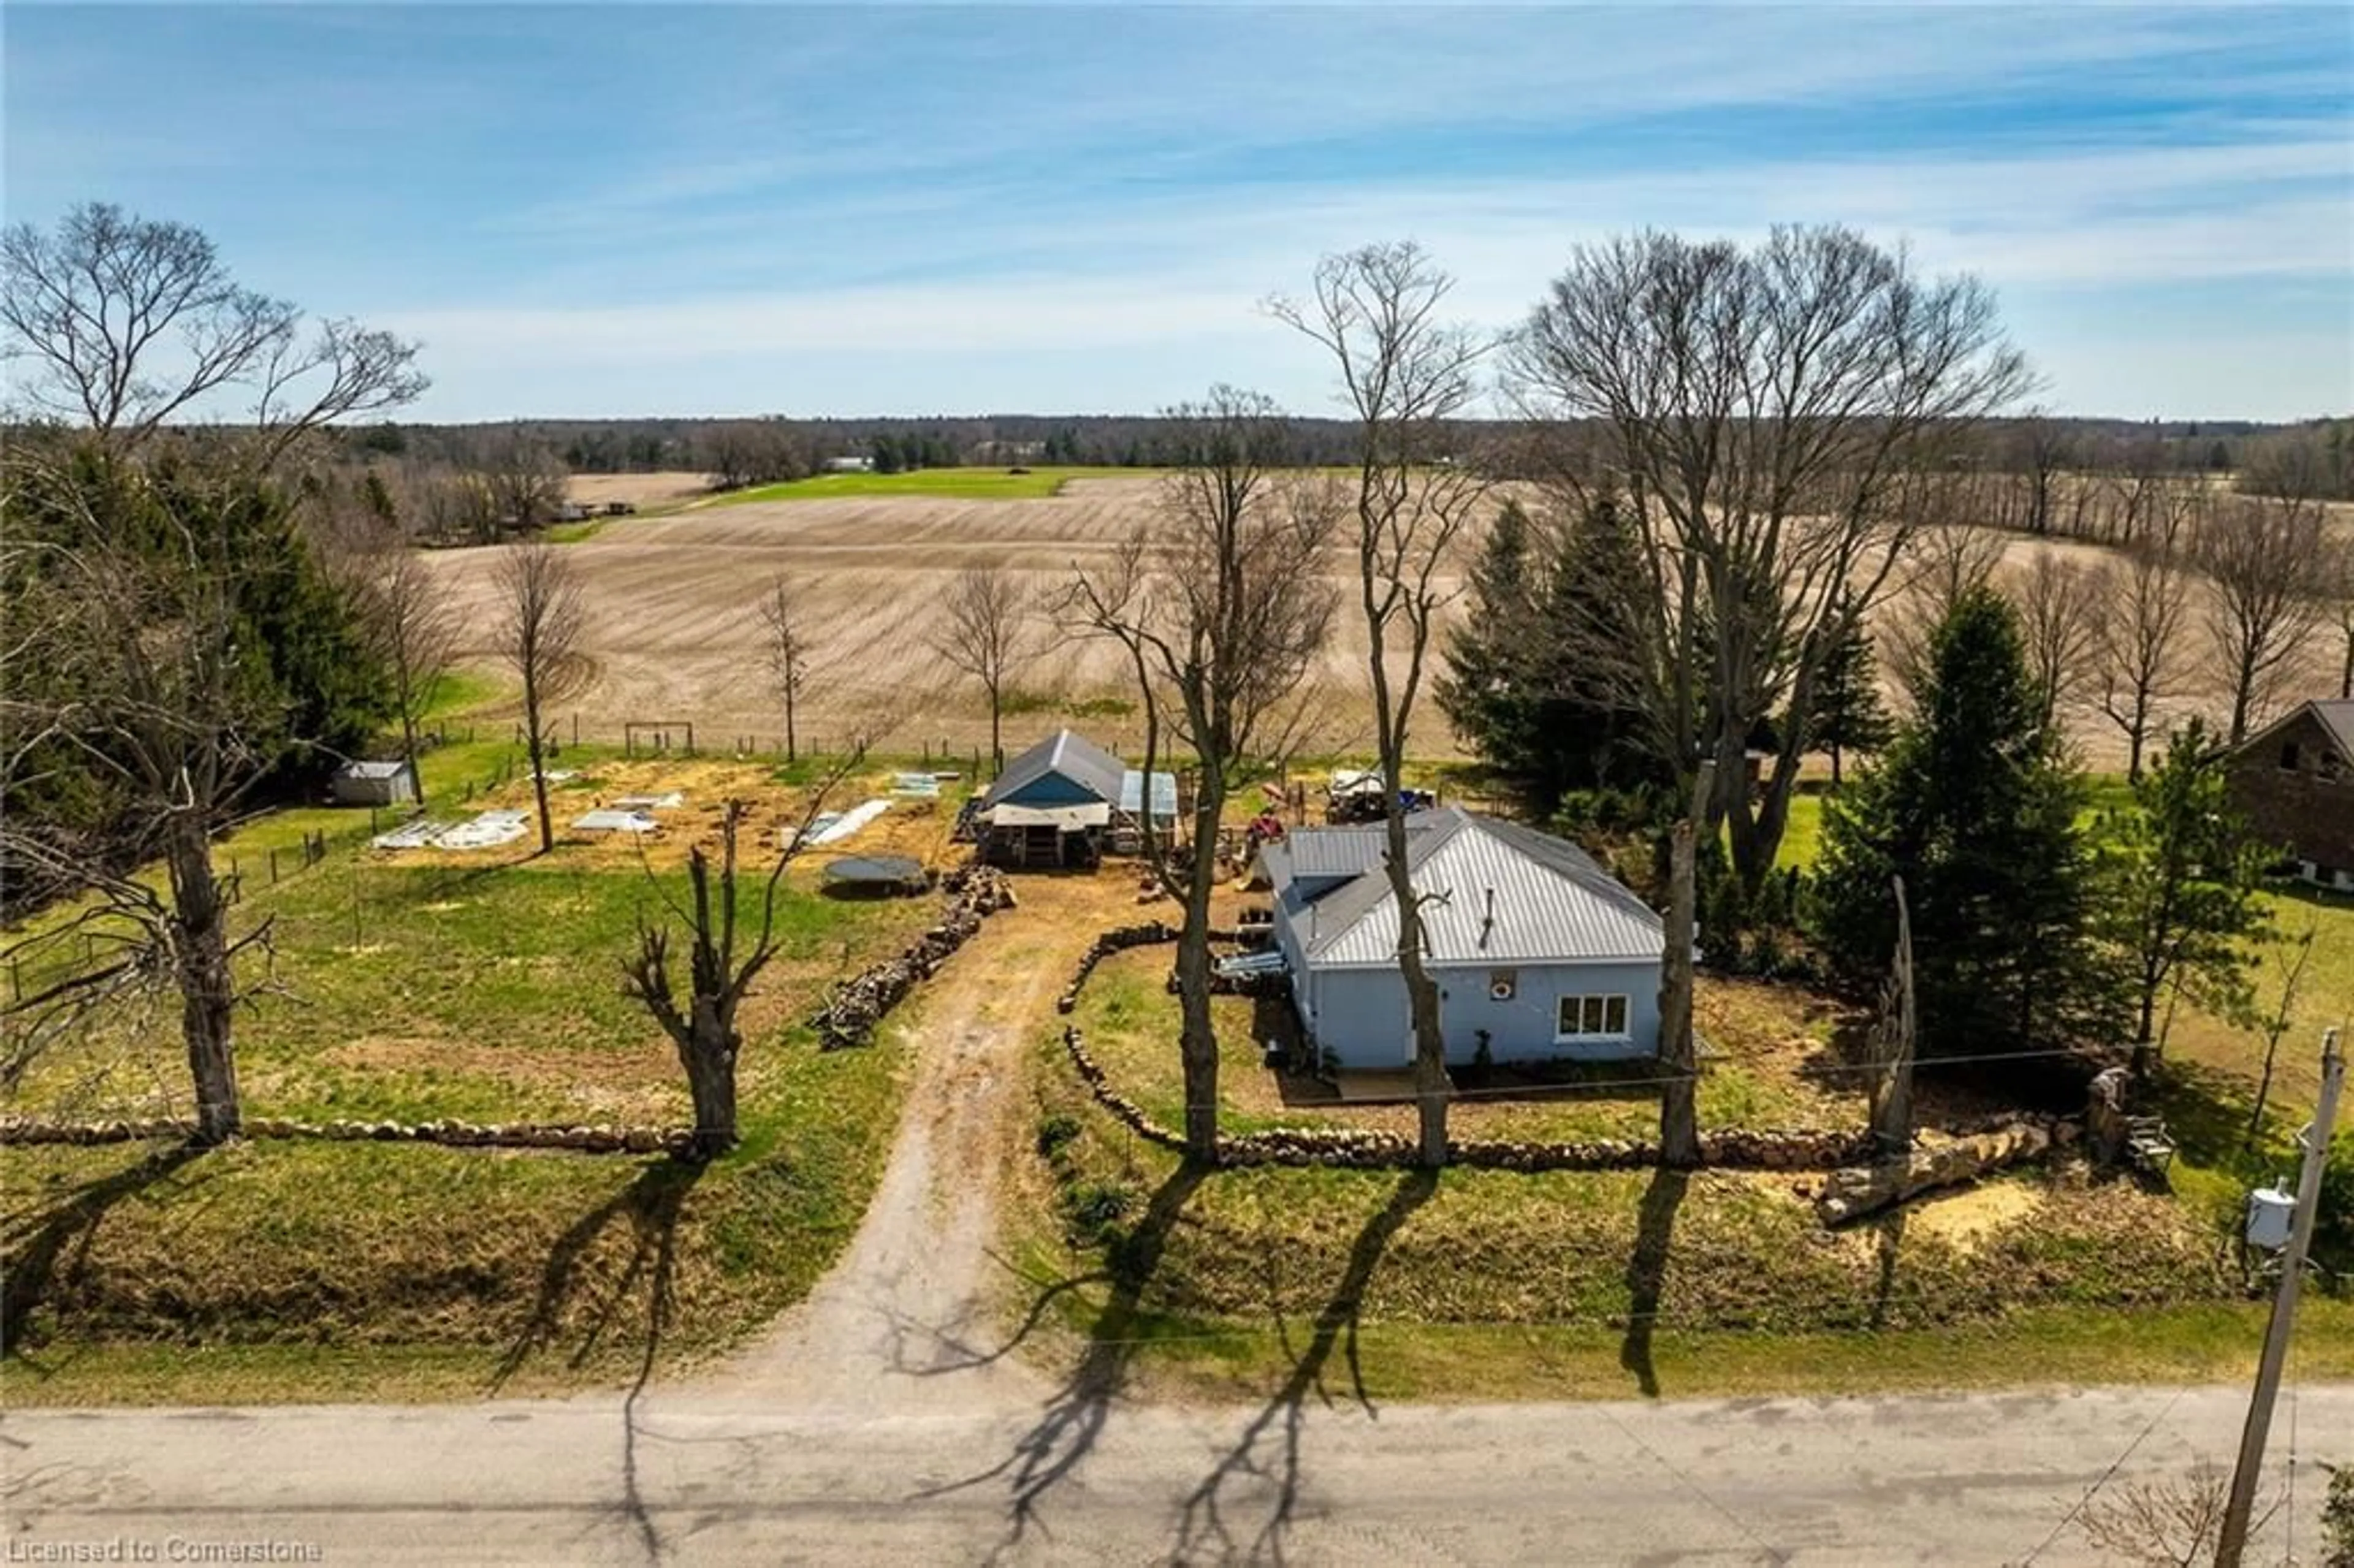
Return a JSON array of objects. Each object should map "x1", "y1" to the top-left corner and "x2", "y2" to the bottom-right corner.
[
  {"x1": 1556, "y1": 994, "x2": 1630, "y2": 1040},
  {"x1": 2279, "y1": 742, "x2": 2301, "y2": 772}
]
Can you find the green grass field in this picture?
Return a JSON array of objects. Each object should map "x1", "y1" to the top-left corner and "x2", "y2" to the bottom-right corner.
[
  {"x1": 0, "y1": 722, "x2": 948, "y2": 1402},
  {"x1": 709, "y1": 466, "x2": 1142, "y2": 506},
  {"x1": 1019, "y1": 1024, "x2": 2352, "y2": 1402}
]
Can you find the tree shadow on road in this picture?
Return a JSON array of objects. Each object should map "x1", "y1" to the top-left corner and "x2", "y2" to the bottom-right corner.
[
  {"x1": 917, "y1": 1159, "x2": 1208, "y2": 1558},
  {"x1": 1168, "y1": 1166, "x2": 1438, "y2": 1567},
  {"x1": 2, "y1": 1140, "x2": 208, "y2": 1364},
  {"x1": 883, "y1": 1250, "x2": 1111, "y2": 1380},
  {"x1": 1618, "y1": 1166, "x2": 1689, "y2": 1399},
  {"x1": 492, "y1": 1157, "x2": 703, "y2": 1567}
]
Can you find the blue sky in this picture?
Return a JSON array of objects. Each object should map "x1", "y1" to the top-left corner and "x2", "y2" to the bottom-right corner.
[{"x1": 8, "y1": 3, "x2": 2350, "y2": 422}]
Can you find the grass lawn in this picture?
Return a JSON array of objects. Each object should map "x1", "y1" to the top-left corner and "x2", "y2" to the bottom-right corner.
[
  {"x1": 1024, "y1": 776, "x2": 2354, "y2": 1400},
  {"x1": 1018, "y1": 1027, "x2": 2351, "y2": 1402},
  {"x1": 709, "y1": 466, "x2": 1142, "y2": 506},
  {"x1": 0, "y1": 731, "x2": 961, "y2": 1402},
  {"x1": 1071, "y1": 948, "x2": 1865, "y2": 1142}
]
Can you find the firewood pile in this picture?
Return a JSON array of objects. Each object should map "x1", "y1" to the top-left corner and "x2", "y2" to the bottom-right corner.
[{"x1": 810, "y1": 864, "x2": 1018, "y2": 1049}]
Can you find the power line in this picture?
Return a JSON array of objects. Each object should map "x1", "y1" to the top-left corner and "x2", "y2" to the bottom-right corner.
[{"x1": 2021, "y1": 1387, "x2": 2182, "y2": 1565}]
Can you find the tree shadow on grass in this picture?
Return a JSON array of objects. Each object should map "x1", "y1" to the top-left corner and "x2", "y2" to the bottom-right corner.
[
  {"x1": 1169, "y1": 1167, "x2": 1438, "y2": 1567},
  {"x1": 1, "y1": 1141, "x2": 210, "y2": 1364},
  {"x1": 1868, "y1": 1207, "x2": 1906, "y2": 1333},
  {"x1": 492, "y1": 1156, "x2": 704, "y2": 1567},
  {"x1": 2149, "y1": 1059, "x2": 2277, "y2": 1181},
  {"x1": 918, "y1": 1159, "x2": 1208, "y2": 1559},
  {"x1": 1618, "y1": 1166, "x2": 1690, "y2": 1399}
]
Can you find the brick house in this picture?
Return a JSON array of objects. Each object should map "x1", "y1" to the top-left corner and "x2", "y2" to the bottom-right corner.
[{"x1": 2226, "y1": 699, "x2": 2354, "y2": 889}]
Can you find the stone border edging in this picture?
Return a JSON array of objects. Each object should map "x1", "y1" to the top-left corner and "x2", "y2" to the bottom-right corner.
[
  {"x1": 1061, "y1": 1022, "x2": 2078, "y2": 1172},
  {"x1": 0, "y1": 1114, "x2": 693, "y2": 1155},
  {"x1": 811, "y1": 864, "x2": 1018, "y2": 1049}
]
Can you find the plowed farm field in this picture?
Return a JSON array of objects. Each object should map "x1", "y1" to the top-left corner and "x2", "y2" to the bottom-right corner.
[
  {"x1": 426, "y1": 476, "x2": 1434, "y2": 756},
  {"x1": 425, "y1": 476, "x2": 2338, "y2": 770}
]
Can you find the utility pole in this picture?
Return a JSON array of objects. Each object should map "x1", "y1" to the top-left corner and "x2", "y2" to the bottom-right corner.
[{"x1": 2216, "y1": 1025, "x2": 2344, "y2": 1568}]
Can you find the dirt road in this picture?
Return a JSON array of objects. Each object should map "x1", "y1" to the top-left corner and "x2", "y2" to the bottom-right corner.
[{"x1": 693, "y1": 876, "x2": 1099, "y2": 1415}]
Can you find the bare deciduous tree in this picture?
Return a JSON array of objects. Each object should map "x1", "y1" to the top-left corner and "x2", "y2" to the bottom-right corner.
[
  {"x1": 2328, "y1": 536, "x2": 2354, "y2": 702},
  {"x1": 1272, "y1": 241, "x2": 1490, "y2": 1168},
  {"x1": 2008, "y1": 549, "x2": 2101, "y2": 734},
  {"x1": 0, "y1": 202, "x2": 424, "y2": 460},
  {"x1": 352, "y1": 547, "x2": 456, "y2": 802},
  {"x1": 1507, "y1": 225, "x2": 2033, "y2": 897},
  {"x1": 493, "y1": 543, "x2": 586, "y2": 854},
  {"x1": 2195, "y1": 492, "x2": 2328, "y2": 743},
  {"x1": 1065, "y1": 387, "x2": 1342, "y2": 1161},
  {"x1": 933, "y1": 563, "x2": 1034, "y2": 772},
  {"x1": 2078, "y1": 1459, "x2": 2275, "y2": 1567},
  {"x1": 1655, "y1": 763, "x2": 1716, "y2": 1167},
  {"x1": 621, "y1": 748, "x2": 866, "y2": 1162},
  {"x1": 2244, "y1": 921, "x2": 2318, "y2": 1149},
  {"x1": 754, "y1": 575, "x2": 816, "y2": 764},
  {"x1": 1884, "y1": 523, "x2": 2011, "y2": 707},
  {"x1": 469, "y1": 427, "x2": 571, "y2": 542},
  {"x1": 2093, "y1": 543, "x2": 2192, "y2": 782},
  {"x1": 0, "y1": 457, "x2": 297, "y2": 1144}
]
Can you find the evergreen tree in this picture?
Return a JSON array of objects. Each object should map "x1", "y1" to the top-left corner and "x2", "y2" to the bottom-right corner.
[
  {"x1": 2108, "y1": 717, "x2": 2272, "y2": 1068},
  {"x1": 1528, "y1": 487, "x2": 1667, "y2": 802},
  {"x1": 1807, "y1": 587, "x2": 2124, "y2": 1060},
  {"x1": 1437, "y1": 493, "x2": 1669, "y2": 814},
  {"x1": 1437, "y1": 498, "x2": 1542, "y2": 790},
  {"x1": 1808, "y1": 607, "x2": 1894, "y2": 786}
]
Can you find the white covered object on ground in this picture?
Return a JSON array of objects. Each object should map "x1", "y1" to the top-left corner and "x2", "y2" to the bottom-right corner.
[
  {"x1": 433, "y1": 809, "x2": 531, "y2": 850},
  {"x1": 809, "y1": 799, "x2": 891, "y2": 845},
  {"x1": 370, "y1": 818, "x2": 449, "y2": 851},
  {"x1": 574, "y1": 808, "x2": 659, "y2": 834}
]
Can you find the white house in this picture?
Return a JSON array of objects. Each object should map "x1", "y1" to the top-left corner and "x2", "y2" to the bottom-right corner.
[{"x1": 1257, "y1": 806, "x2": 1665, "y2": 1068}]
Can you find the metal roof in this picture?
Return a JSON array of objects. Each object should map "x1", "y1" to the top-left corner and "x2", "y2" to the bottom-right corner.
[
  {"x1": 338, "y1": 760, "x2": 413, "y2": 779},
  {"x1": 2235, "y1": 699, "x2": 2354, "y2": 764},
  {"x1": 1298, "y1": 807, "x2": 1663, "y2": 969},
  {"x1": 2301, "y1": 700, "x2": 2354, "y2": 758},
  {"x1": 1119, "y1": 768, "x2": 1179, "y2": 818},
  {"x1": 983, "y1": 728, "x2": 1125, "y2": 808},
  {"x1": 1284, "y1": 822, "x2": 1412, "y2": 880}
]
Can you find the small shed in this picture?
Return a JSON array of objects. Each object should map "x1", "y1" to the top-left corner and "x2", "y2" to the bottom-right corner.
[
  {"x1": 331, "y1": 759, "x2": 419, "y2": 807},
  {"x1": 980, "y1": 730, "x2": 1123, "y2": 867}
]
